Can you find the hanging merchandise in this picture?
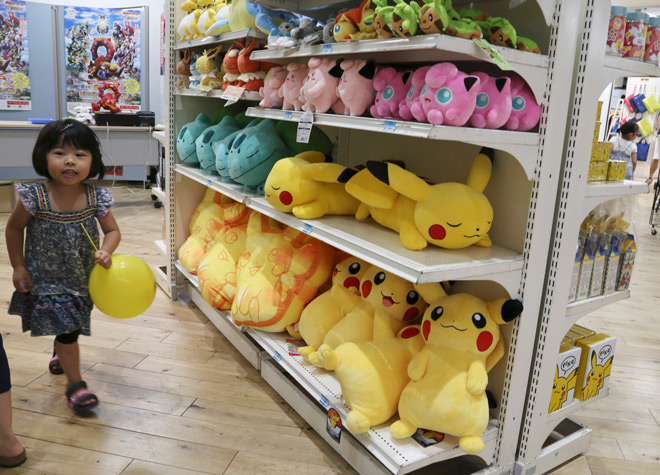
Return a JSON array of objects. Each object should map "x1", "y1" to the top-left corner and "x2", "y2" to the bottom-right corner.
[
  {"x1": 643, "y1": 93, "x2": 660, "y2": 113},
  {"x1": 63, "y1": 6, "x2": 143, "y2": 114},
  {"x1": 637, "y1": 136, "x2": 651, "y2": 160},
  {"x1": 0, "y1": 0, "x2": 31, "y2": 110},
  {"x1": 636, "y1": 116, "x2": 654, "y2": 138}
]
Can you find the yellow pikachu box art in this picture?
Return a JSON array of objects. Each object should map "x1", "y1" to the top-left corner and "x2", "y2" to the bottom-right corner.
[
  {"x1": 575, "y1": 333, "x2": 616, "y2": 401},
  {"x1": 549, "y1": 343, "x2": 581, "y2": 413}
]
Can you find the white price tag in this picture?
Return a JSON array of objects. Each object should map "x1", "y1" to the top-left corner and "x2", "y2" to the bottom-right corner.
[
  {"x1": 322, "y1": 44, "x2": 332, "y2": 53},
  {"x1": 297, "y1": 110, "x2": 314, "y2": 143},
  {"x1": 383, "y1": 120, "x2": 396, "y2": 132},
  {"x1": 284, "y1": 111, "x2": 293, "y2": 120},
  {"x1": 302, "y1": 223, "x2": 313, "y2": 234},
  {"x1": 221, "y1": 85, "x2": 245, "y2": 106}
]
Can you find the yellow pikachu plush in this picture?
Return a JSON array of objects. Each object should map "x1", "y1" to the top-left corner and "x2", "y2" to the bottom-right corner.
[
  {"x1": 298, "y1": 254, "x2": 369, "y2": 361},
  {"x1": 319, "y1": 317, "x2": 425, "y2": 434},
  {"x1": 549, "y1": 366, "x2": 578, "y2": 413},
  {"x1": 340, "y1": 148, "x2": 494, "y2": 250},
  {"x1": 309, "y1": 264, "x2": 427, "y2": 366},
  {"x1": 390, "y1": 282, "x2": 522, "y2": 455},
  {"x1": 264, "y1": 152, "x2": 361, "y2": 219},
  {"x1": 580, "y1": 351, "x2": 613, "y2": 400}
]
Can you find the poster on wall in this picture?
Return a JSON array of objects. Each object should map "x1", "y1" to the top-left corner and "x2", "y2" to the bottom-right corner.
[
  {"x1": 0, "y1": 0, "x2": 31, "y2": 111},
  {"x1": 63, "y1": 6, "x2": 142, "y2": 114}
]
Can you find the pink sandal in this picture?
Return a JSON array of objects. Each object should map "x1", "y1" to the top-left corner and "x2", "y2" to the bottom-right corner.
[{"x1": 65, "y1": 381, "x2": 99, "y2": 412}]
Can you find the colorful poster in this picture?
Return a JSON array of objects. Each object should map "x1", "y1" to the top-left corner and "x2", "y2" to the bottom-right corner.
[
  {"x1": 0, "y1": 0, "x2": 31, "y2": 111},
  {"x1": 63, "y1": 6, "x2": 142, "y2": 114}
]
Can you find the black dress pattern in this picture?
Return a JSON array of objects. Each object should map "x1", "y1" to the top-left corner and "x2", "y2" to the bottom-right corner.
[{"x1": 8, "y1": 183, "x2": 114, "y2": 337}]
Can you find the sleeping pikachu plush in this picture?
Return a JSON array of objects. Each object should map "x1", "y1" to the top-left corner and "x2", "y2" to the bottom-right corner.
[
  {"x1": 298, "y1": 254, "x2": 369, "y2": 362},
  {"x1": 390, "y1": 282, "x2": 522, "y2": 455},
  {"x1": 308, "y1": 264, "x2": 427, "y2": 366},
  {"x1": 318, "y1": 316, "x2": 425, "y2": 434},
  {"x1": 341, "y1": 147, "x2": 495, "y2": 250}
]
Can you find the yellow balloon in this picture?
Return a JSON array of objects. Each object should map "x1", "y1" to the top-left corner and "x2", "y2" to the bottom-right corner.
[{"x1": 89, "y1": 254, "x2": 156, "y2": 319}]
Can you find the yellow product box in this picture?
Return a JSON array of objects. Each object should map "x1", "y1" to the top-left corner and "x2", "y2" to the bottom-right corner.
[
  {"x1": 575, "y1": 333, "x2": 616, "y2": 401},
  {"x1": 571, "y1": 324, "x2": 596, "y2": 339},
  {"x1": 616, "y1": 234, "x2": 636, "y2": 291},
  {"x1": 607, "y1": 160, "x2": 626, "y2": 181},
  {"x1": 596, "y1": 100, "x2": 603, "y2": 118},
  {"x1": 549, "y1": 343, "x2": 581, "y2": 413},
  {"x1": 562, "y1": 336, "x2": 575, "y2": 346},
  {"x1": 590, "y1": 141, "x2": 612, "y2": 162},
  {"x1": 588, "y1": 161, "x2": 608, "y2": 182},
  {"x1": 593, "y1": 121, "x2": 601, "y2": 143},
  {"x1": 567, "y1": 330, "x2": 588, "y2": 343},
  {"x1": 603, "y1": 232, "x2": 625, "y2": 295}
]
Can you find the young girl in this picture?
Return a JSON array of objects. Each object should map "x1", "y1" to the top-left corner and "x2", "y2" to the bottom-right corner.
[
  {"x1": 5, "y1": 119, "x2": 121, "y2": 413},
  {"x1": 609, "y1": 121, "x2": 639, "y2": 181}
]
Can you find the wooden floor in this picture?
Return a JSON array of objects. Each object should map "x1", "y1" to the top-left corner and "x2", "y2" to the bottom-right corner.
[{"x1": 1, "y1": 183, "x2": 659, "y2": 474}]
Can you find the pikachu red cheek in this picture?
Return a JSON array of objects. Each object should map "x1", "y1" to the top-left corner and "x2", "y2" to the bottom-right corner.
[
  {"x1": 279, "y1": 191, "x2": 293, "y2": 205},
  {"x1": 361, "y1": 280, "x2": 372, "y2": 297},
  {"x1": 404, "y1": 307, "x2": 420, "y2": 321},
  {"x1": 422, "y1": 320, "x2": 431, "y2": 340},
  {"x1": 477, "y1": 331, "x2": 493, "y2": 352},
  {"x1": 343, "y1": 276, "x2": 360, "y2": 290},
  {"x1": 428, "y1": 224, "x2": 446, "y2": 240},
  {"x1": 401, "y1": 327, "x2": 420, "y2": 339}
]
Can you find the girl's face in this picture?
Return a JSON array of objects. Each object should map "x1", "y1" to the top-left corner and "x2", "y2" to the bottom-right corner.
[{"x1": 47, "y1": 142, "x2": 92, "y2": 185}]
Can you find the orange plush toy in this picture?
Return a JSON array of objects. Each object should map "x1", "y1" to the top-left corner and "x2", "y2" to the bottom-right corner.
[
  {"x1": 231, "y1": 212, "x2": 335, "y2": 335},
  {"x1": 178, "y1": 188, "x2": 226, "y2": 274}
]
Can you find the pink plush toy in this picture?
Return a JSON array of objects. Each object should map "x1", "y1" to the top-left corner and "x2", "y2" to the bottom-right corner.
[
  {"x1": 411, "y1": 63, "x2": 480, "y2": 126},
  {"x1": 398, "y1": 65, "x2": 431, "y2": 121},
  {"x1": 336, "y1": 59, "x2": 377, "y2": 117},
  {"x1": 469, "y1": 72, "x2": 512, "y2": 129},
  {"x1": 504, "y1": 76, "x2": 542, "y2": 131},
  {"x1": 259, "y1": 66, "x2": 288, "y2": 108},
  {"x1": 370, "y1": 67, "x2": 411, "y2": 120},
  {"x1": 300, "y1": 57, "x2": 345, "y2": 114},
  {"x1": 278, "y1": 63, "x2": 308, "y2": 111}
]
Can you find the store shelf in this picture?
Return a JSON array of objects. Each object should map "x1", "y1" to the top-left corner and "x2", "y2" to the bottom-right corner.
[
  {"x1": 153, "y1": 264, "x2": 173, "y2": 299},
  {"x1": 245, "y1": 108, "x2": 539, "y2": 178},
  {"x1": 532, "y1": 419, "x2": 592, "y2": 475},
  {"x1": 155, "y1": 239, "x2": 166, "y2": 257},
  {"x1": 175, "y1": 261, "x2": 262, "y2": 370},
  {"x1": 175, "y1": 89, "x2": 261, "y2": 101},
  {"x1": 174, "y1": 29, "x2": 266, "y2": 51},
  {"x1": 544, "y1": 390, "x2": 609, "y2": 437},
  {"x1": 582, "y1": 180, "x2": 649, "y2": 216},
  {"x1": 175, "y1": 164, "x2": 259, "y2": 203},
  {"x1": 599, "y1": 55, "x2": 660, "y2": 92},
  {"x1": 249, "y1": 329, "x2": 499, "y2": 473},
  {"x1": 151, "y1": 186, "x2": 166, "y2": 202},
  {"x1": 152, "y1": 130, "x2": 166, "y2": 145},
  {"x1": 251, "y1": 34, "x2": 549, "y2": 102},
  {"x1": 565, "y1": 290, "x2": 630, "y2": 328}
]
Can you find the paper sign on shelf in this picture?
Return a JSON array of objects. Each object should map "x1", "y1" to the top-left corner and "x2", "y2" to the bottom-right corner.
[
  {"x1": 473, "y1": 38, "x2": 514, "y2": 71},
  {"x1": 221, "y1": 85, "x2": 245, "y2": 106},
  {"x1": 297, "y1": 110, "x2": 314, "y2": 143}
]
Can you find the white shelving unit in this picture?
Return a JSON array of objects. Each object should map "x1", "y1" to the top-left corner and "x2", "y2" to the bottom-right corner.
[
  {"x1": 516, "y1": 1, "x2": 653, "y2": 473},
  {"x1": 174, "y1": 28, "x2": 266, "y2": 51},
  {"x1": 175, "y1": 89, "x2": 262, "y2": 102},
  {"x1": 165, "y1": 1, "x2": 585, "y2": 473}
]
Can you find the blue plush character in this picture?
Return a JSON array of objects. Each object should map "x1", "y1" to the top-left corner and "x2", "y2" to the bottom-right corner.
[
  {"x1": 245, "y1": 0, "x2": 300, "y2": 35},
  {"x1": 196, "y1": 116, "x2": 241, "y2": 172},
  {"x1": 227, "y1": 119, "x2": 293, "y2": 193},
  {"x1": 214, "y1": 119, "x2": 261, "y2": 180},
  {"x1": 177, "y1": 113, "x2": 211, "y2": 164}
]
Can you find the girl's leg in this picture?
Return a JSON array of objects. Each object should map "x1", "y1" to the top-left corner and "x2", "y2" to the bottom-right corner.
[
  {"x1": 55, "y1": 332, "x2": 97, "y2": 408},
  {"x1": 0, "y1": 390, "x2": 24, "y2": 459}
]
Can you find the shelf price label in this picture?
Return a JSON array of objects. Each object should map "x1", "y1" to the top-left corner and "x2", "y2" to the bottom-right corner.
[
  {"x1": 284, "y1": 111, "x2": 293, "y2": 120},
  {"x1": 302, "y1": 223, "x2": 313, "y2": 235},
  {"x1": 221, "y1": 85, "x2": 246, "y2": 106},
  {"x1": 273, "y1": 351, "x2": 282, "y2": 362},
  {"x1": 319, "y1": 395, "x2": 329, "y2": 407},
  {"x1": 206, "y1": 179, "x2": 212, "y2": 187},
  {"x1": 473, "y1": 38, "x2": 514, "y2": 71},
  {"x1": 383, "y1": 120, "x2": 396, "y2": 132},
  {"x1": 297, "y1": 110, "x2": 314, "y2": 143},
  {"x1": 322, "y1": 44, "x2": 332, "y2": 53}
]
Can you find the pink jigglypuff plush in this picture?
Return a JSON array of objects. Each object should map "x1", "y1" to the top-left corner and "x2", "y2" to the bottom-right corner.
[
  {"x1": 336, "y1": 59, "x2": 377, "y2": 117},
  {"x1": 279, "y1": 63, "x2": 308, "y2": 111},
  {"x1": 505, "y1": 76, "x2": 542, "y2": 131},
  {"x1": 399, "y1": 65, "x2": 432, "y2": 121},
  {"x1": 259, "y1": 66, "x2": 288, "y2": 108},
  {"x1": 370, "y1": 67, "x2": 411, "y2": 120},
  {"x1": 411, "y1": 63, "x2": 480, "y2": 126},
  {"x1": 300, "y1": 57, "x2": 345, "y2": 114},
  {"x1": 469, "y1": 72, "x2": 512, "y2": 129}
]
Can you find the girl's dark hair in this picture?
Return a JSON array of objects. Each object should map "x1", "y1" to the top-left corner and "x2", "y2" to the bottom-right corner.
[
  {"x1": 619, "y1": 121, "x2": 639, "y2": 136},
  {"x1": 32, "y1": 119, "x2": 104, "y2": 180}
]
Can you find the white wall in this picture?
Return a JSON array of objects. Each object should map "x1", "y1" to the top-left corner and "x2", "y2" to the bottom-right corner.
[{"x1": 28, "y1": 0, "x2": 165, "y2": 123}]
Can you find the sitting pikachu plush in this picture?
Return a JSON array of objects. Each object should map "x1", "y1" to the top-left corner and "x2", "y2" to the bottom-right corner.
[
  {"x1": 548, "y1": 366, "x2": 577, "y2": 413},
  {"x1": 298, "y1": 254, "x2": 369, "y2": 362},
  {"x1": 390, "y1": 282, "x2": 522, "y2": 455},
  {"x1": 340, "y1": 148, "x2": 494, "y2": 251},
  {"x1": 308, "y1": 264, "x2": 427, "y2": 366},
  {"x1": 264, "y1": 152, "x2": 361, "y2": 219},
  {"x1": 318, "y1": 316, "x2": 425, "y2": 434}
]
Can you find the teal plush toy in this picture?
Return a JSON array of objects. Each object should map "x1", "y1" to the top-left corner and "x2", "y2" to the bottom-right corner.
[
  {"x1": 211, "y1": 102, "x2": 247, "y2": 125},
  {"x1": 176, "y1": 113, "x2": 211, "y2": 164},
  {"x1": 276, "y1": 121, "x2": 333, "y2": 156},
  {"x1": 196, "y1": 115, "x2": 241, "y2": 172},
  {"x1": 214, "y1": 119, "x2": 261, "y2": 180},
  {"x1": 227, "y1": 119, "x2": 293, "y2": 192}
]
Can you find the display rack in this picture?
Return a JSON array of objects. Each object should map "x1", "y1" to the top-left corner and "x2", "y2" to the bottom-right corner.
[
  {"x1": 175, "y1": 89, "x2": 262, "y2": 101},
  {"x1": 166, "y1": 0, "x2": 584, "y2": 473},
  {"x1": 515, "y1": 1, "x2": 653, "y2": 473},
  {"x1": 174, "y1": 28, "x2": 266, "y2": 51}
]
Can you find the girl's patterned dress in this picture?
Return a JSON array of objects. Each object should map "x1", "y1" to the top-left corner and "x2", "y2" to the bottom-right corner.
[{"x1": 9, "y1": 183, "x2": 114, "y2": 337}]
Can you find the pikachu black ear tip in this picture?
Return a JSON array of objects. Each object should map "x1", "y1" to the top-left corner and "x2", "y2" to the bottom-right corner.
[
  {"x1": 366, "y1": 160, "x2": 389, "y2": 184},
  {"x1": 337, "y1": 168, "x2": 358, "y2": 184},
  {"x1": 501, "y1": 299, "x2": 523, "y2": 322},
  {"x1": 480, "y1": 147, "x2": 495, "y2": 161}
]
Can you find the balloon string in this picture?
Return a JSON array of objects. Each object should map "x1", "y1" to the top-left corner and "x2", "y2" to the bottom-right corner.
[{"x1": 80, "y1": 223, "x2": 99, "y2": 252}]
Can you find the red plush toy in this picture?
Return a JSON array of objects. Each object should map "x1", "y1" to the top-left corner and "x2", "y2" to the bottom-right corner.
[{"x1": 91, "y1": 82, "x2": 122, "y2": 114}]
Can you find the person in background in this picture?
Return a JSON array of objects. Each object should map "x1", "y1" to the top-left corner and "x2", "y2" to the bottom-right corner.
[
  {"x1": 609, "y1": 121, "x2": 639, "y2": 181},
  {"x1": 647, "y1": 124, "x2": 660, "y2": 185},
  {"x1": 0, "y1": 334, "x2": 26, "y2": 468}
]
